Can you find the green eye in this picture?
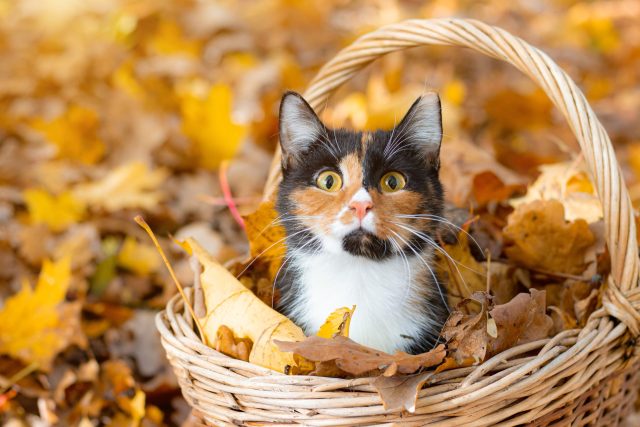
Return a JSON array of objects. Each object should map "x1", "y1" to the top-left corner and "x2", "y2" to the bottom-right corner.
[
  {"x1": 316, "y1": 170, "x2": 342, "y2": 192},
  {"x1": 381, "y1": 171, "x2": 406, "y2": 193}
]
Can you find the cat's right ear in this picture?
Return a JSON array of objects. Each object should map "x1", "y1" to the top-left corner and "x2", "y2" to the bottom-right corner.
[{"x1": 279, "y1": 91, "x2": 323, "y2": 169}]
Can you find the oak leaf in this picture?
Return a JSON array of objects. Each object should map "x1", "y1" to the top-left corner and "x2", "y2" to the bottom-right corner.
[{"x1": 503, "y1": 199, "x2": 596, "y2": 275}]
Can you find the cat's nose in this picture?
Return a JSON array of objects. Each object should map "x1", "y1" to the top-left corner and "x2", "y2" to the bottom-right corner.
[{"x1": 349, "y1": 200, "x2": 373, "y2": 221}]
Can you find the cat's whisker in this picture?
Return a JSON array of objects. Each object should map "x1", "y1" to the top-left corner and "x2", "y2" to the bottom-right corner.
[
  {"x1": 236, "y1": 227, "x2": 311, "y2": 279},
  {"x1": 386, "y1": 228, "x2": 450, "y2": 313},
  {"x1": 396, "y1": 213, "x2": 484, "y2": 254},
  {"x1": 383, "y1": 230, "x2": 414, "y2": 306},
  {"x1": 391, "y1": 221, "x2": 485, "y2": 278}
]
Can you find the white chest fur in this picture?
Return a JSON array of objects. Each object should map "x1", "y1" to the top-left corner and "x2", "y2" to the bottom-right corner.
[{"x1": 287, "y1": 250, "x2": 435, "y2": 353}]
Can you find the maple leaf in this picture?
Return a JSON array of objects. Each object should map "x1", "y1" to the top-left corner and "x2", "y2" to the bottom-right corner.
[
  {"x1": 275, "y1": 336, "x2": 446, "y2": 378},
  {"x1": 73, "y1": 162, "x2": 168, "y2": 212},
  {"x1": 0, "y1": 257, "x2": 85, "y2": 370},
  {"x1": 180, "y1": 83, "x2": 247, "y2": 169},
  {"x1": 503, "y1": 199, "x2": 596, "y2": 275},
  {"x1": 23, "y1": 189, "x2": 86, "y2": 232},
  {"x1": 31, "y1": 105, "x2": 105, "y2": 164},
  {"x1": 117, "y1": 236, "x2": 161, "y2": 276}
]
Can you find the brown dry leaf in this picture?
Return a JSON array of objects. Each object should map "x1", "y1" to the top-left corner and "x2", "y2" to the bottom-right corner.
[
  {"x1": 472, "y1": 171, "x2": 526, "y2": 206},
  {"x1": 371, "y1": 371, "x2": 433, "y2": 412},
  {"x1": 242, "y1": 201, "x2": 286, "y2": 281},
  {"x1": 275, "y1": 336, "x2": 445, "y2": 378},
  {"x1": 439, "y1": 138, "x2": 527, "y2": 207},
  {"x1": 503, "y1": 200, "x2": 596, "y2": 275},
  {"x1": 442, "y1": 290, "x2": 552, "y2": 364},
  {"x1": 215, "y1": 325, "x2": 254, "y2": 362}
]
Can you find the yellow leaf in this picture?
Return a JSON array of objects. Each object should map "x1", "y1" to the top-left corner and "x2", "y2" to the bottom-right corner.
[
  {"x1": 149, "y1": 19, "x2": 200, "y2": 56},
  {"x1": 442, "y1": 79, "x2": 466, "y2": 107},
  {"x1": 73, "y1": 162, "x2": 167, "y2": 212},
  {"x1": 31, "y1": 105, "x2": 105, "y2": 164},
  {"x1": 317, "y1": 306, "x2": 355, "y2": 339},
  {"x1": 188, "y1": 238, "x2": 306, "y2": 373},
  {"x1": 23, "y1": 189, "x2": 85, "y2": 232},
  {"x1": 628, "y1": 144, "x2": 640, "y2": 181},
  {"x1": 242, "y1": 201, "x2": 287, "y2": 282},
  {"x1": 180, "y1": 83, "x2": 247, "y2": 169},
  {"x1": 510, "y1": 161, "x2": 602, "y2": 223},
  {"x1": 117, "y1": 236, "x2": 161, "y2": 276},
  {"x1": 0, "y1": 257, "x2": 79, "y2": 369}
]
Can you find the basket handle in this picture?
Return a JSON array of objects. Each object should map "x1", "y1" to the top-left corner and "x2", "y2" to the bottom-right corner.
[{"x1": 263, "y1": 18, "x2": 640, "y2": 334}]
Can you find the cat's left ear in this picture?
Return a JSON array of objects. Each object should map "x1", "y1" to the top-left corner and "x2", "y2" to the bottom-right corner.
[{"x1": 396, "y1": 92, "x2": 442, "y2": 167}]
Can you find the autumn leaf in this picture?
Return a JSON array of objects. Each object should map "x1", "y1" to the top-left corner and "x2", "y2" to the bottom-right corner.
[
  {"x1": 180, "y1": 83, "x2": 247, "y2": 169},
  {"x1": 442, "y1": 290, "x2": 552, "y2": 364},
  {"x1": 117, "y1": 236, "x2": 161, "y2": 276},
  {"x1": 275, "y1": 336, "x2": 446, "y2": 378},
  {"x1": 23, "y1": 189, "x2": 86, "y2": 232},
  {"x1": 31, "y1": 105, "x2": 105, "y2": 165},
  {"x1": 73, "y1": 162, "x2": 168, "y2": 212},
  {"x1": 503, "y1": 199, "x2": 596, "y2": 275},
  {"x1": 510, "y1": 161, "x2": 603, "y2": 223},
  {"x1": 0, "y1": 257, "x2": 85, "y2": 370},
  {"x1": 371, "y1": 371, "x2": 433, "y2": 412},
  {"x1": 242, "y1": 201, "x2": 287, "y2": 282},
  {"x1": 317, "y1": 306, "x2": 355, "y2": 339}
]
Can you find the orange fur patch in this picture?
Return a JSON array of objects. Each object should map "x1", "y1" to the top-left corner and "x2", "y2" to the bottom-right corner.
[{"x1": 371, "y1": 190, "x2": 423, "y2": 240}]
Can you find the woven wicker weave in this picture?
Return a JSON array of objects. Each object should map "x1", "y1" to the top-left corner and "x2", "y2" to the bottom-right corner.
[{"x1": 157, "y1": 18, "x2": 640, "y2": 426}]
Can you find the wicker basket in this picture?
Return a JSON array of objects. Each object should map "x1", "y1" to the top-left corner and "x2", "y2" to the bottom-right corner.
[{"x1": 156, "y1": 18, "x2": 640, "y2": 426}]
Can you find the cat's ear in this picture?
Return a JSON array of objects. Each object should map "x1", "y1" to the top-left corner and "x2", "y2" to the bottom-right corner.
[
  {"x1": 279, "y1": 91, "x2": 324, "y2": 169},
  {"x1": 396, "y1": 92, "x2": 442, "y2": 167}
]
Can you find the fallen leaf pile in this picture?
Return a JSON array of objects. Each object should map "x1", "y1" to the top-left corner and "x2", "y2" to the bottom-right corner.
[{"x1": 2, "y1": 0, "x2": 640, "y2": 424}]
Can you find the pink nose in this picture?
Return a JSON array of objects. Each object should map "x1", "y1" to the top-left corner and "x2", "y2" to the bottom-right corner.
[{"x1": 349, "y1": 200, "x2": 373, "y2": 221}]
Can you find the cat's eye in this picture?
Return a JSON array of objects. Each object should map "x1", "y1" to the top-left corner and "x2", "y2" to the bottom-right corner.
[
  {"x1": 380, "y1": 171, "x2": 406, "y2": 193},
  {"x1": 316, "y1": 170, "x2": 342, "y2": 192}
]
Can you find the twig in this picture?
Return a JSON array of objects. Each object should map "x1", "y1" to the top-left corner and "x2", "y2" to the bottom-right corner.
[
  {"x1": 135, "y1": 216, "x2": 206, "y2": 344},
  {"x1": 219, "y1": 160, "x2": 246, "y2": 229}
]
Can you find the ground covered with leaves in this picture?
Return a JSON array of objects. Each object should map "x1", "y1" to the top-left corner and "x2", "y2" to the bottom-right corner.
[{"x1": 1, "y1": 0, "x2": 640, "y2": 425}]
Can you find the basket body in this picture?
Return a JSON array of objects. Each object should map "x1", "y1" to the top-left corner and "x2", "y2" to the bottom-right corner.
[{"x1": 157, "y1": 18, "x2": 640, "y2": 427}]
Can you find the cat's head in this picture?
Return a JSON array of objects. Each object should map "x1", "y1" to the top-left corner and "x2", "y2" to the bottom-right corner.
[{"x1": 276, "y1": 91, "x2": 444, "y2": 260}]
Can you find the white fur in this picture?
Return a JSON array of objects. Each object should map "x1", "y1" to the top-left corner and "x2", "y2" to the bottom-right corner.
[{"x1": 288, "y1": 248, "x2": 436, "y2": 353}]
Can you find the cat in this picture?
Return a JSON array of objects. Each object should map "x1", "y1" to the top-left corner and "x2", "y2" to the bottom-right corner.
[{"x1": 274, "y1": 91, "x2": 449, "y2": 355}]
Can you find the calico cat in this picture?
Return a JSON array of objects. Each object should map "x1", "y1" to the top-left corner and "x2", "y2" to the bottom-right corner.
[{"x1": 275, "y1": 91, "x2": 449, "y2": 354}]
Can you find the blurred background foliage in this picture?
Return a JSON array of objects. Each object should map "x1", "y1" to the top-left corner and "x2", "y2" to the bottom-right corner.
[{"x1": 1, "y1": 0, "x2": 639, "y2": 425}]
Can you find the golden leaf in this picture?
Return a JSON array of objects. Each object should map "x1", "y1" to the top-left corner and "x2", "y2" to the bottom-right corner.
[
  {"x1": 510, "y1": 161, "x2": 602, "y2": 223},
  {"x1": 117, "y1": 236, "x2": 161, "y2": 276},
  {"x1": 23, "y1": 189, "x2": 85, "y2": 232},
  {"x1": 180, "y1": 83, "x2": 247, "y2": 169},
  {"x1": 503, "y1": 200, "x2": 596, "y2": 275},
  {"x1": 317, "y1": 306, "x2": 355, "y2": 339},
  {"x1": 31, "y1": 105, "x2": 105, "y2": 165},
  {"x1": 73, "y1": 162, "x2": 168, "y2": 212},
  {"x1": 0, "y1": 257, "x2": 83, "y2": 369}
]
